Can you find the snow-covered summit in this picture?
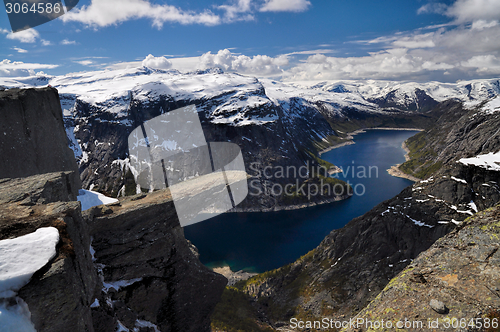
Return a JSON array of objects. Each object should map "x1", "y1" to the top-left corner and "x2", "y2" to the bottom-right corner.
[
  {"x1": 1, "y1": 67, "x2": 499, "y2": 120},
  {"x1": 289, "y1": 78, "x2": 500, "y2": 109}
]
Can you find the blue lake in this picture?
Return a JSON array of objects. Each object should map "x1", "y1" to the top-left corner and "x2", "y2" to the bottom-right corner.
[{"x1": 184, "y1": 130, "x2": 419, "y2": 273}]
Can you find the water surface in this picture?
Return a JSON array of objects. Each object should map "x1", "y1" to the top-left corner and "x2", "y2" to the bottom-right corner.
[{"x1": 184, "y1": 130, "x2": 418, "y2": 273}]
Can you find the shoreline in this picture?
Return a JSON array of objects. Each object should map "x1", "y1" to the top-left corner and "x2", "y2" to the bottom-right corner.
[
  {"x1": 386, "y1": 141, "x2": 420, "y2": 182},
  {"x1": 318, "y1": 141, "x2": 355, "y2": 155},
  {"x1": 401, "y1": 141, "x2": 411, "y2": 161},
  {"x1": 318, "y1": 127, "x2": 422, "y2": 156},
  {"x1": 387, "y1": 164, "x2": 421, "y2": 182},
  {"x1": 367, "y1": 127, "x2": 424, "y2": 132},
  {"x1": 228, "y1": 193, "x2": 352, "y2": 213},
  {"x1": 231, "y1": 128, "x2": 422, "y2": 212},
  {"x1": 212, "y1": 266, "x2": 257, "y2": 286}
]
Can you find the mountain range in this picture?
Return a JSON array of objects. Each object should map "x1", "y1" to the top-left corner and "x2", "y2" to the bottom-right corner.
[{"x1": 2, "y1": 68, "x2": 500, "y2": 212}]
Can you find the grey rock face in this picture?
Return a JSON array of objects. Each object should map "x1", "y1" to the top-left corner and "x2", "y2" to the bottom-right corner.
[
  {"x1": 0, "y1": 87, "x2": 81, "y2": 196},
  {"x1": 0, "y1": 172, "x2": 98, "y2": 332},
  {"x1": 430, "y1": 299, "x2": 448, "y2": 314},
  {"x1": 0, "y1": 87, "x2": 226, "y2": 332},
  {"x1": 347, "y1": 204, "x2": 500, "y2": 331},
  {"x1": 0, "y1": 172, "x2": 227, "y2": 332},
  {"x1": 88, "y1": 191, "x2": 227, "y2": 332},
  {"x1": 0, "y1": 171, "x2": 78, "y2": 205}
]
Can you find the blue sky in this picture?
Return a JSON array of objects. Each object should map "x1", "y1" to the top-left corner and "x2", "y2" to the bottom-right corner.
[{"x1": 1, "y1": 0, "x2": 500, "y2": 82}]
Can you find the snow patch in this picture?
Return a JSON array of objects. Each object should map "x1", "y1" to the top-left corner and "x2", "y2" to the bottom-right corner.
[
  {"x1": 406, "y1": 215, "x2": 434, "y2": 228},
  {"x1": 103, "y1": 278, "x2": 143, "y2": 293},
  {"x1": 0, "y1": 227, "x2": 60, "y2": 332},
  {"x1": 134, "y1": 319, "x2": 160, "y2": 332},
  {"x1": 451, "y1": 176, "x2": 467, "y2": 184},
  {"x1": 481, "y1": 96, "x2": 500, "y2": 115},
  {"x1": 0, "y1": 297, "x2": 36, "y2": 332},
  {"x1": 90, "y1": 299, "x2": 100, "y2": 308},
  {"x1": 77, "y1": 189, "x2": 119, "y2": 211},
  {"x1": 459, "y1": 152, "x2": 500, "y2": 171},
  {"x1": 0, "y1": 227, "x2": 59, "y2": 298}
]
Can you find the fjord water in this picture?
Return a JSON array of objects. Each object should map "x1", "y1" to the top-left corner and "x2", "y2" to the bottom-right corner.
[{"x1": 184, "y1": 130, "x2": 419, "y2": 273}]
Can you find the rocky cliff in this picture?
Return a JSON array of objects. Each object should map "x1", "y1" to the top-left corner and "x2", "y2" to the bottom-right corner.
[
  {"x1": 88, "y1": 189, "x2": 226, "y2": 332},
  {"x1": 346, "y1": 204, "x2": 500, "y2": 331},
  {"x1": 0, "y1": 171, "x2": 98, "y2": 331},
  {"x1": 0, "y1": 87, "x2": 226, "y2": 331},
  {"x1": 0, "y1": 87, "x2": 81, "y2": 196}
]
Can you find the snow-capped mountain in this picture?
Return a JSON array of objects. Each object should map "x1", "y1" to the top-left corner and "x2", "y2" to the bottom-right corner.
[
  {"x1": 291, "y1": 78, "x2": 500, "y2": 112},
  {"x1": 1, "y1": 68, "x2": 499, "y2": 209}
]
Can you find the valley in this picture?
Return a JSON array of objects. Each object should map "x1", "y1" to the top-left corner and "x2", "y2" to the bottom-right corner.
[{"x1": 1, "y1": 71, "x2": 500, "y2": 331}]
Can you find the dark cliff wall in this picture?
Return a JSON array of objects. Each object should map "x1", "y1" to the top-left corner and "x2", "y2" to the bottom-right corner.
[
  {"x1": 0, "y1": 172, "x2": 98, "y2": 331},
  {"x1": 87, "y1": 192, "x2": 226, "y2": 332},
  {"x1": 0, "y1": 88, "x2": 226, "y2": 331},
  {"x1": 0, "y1": 87, "x2": 81, "y2": 197}
]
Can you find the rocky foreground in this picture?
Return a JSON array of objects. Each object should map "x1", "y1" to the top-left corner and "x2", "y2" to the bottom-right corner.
[{"x1": 348, "y1": 204, "x2": 500, "y2": 331}]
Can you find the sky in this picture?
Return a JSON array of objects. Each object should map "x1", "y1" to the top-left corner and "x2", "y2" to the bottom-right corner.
[{"x1": 1, "y1": 0, "x2": 500, "y2": 82}]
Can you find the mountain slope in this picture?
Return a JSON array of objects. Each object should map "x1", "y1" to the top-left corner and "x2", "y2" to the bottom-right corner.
[
  {"x1": 348, "y1": 204, "x2": 500, "y2": 332},
  {"x1": 1, "y1": 71, "x2": 499, "y2": 214},
  {"x1": 0, "y1": 68, "x2": 461, "y2": 211}
]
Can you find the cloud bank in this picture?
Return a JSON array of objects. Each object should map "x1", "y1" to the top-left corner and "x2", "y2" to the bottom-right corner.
[
  {"x1": 142, "y1": 54, "x2": 172, "y2": 70},
  {"x1": 61, "y1": 0, "x2": 221, "y2": 28},
  {"x1": 0, "y1": 59, "x2": 57, "y2": 77},
  {"x1": 283, "y1": 0, "x2": 500, "y2": 82},
  {"x1": 61, "y1": 0, "x2": 313, "y2": 28},
  {"x1": 197, "y1": 49, "x2": 289, "y2": 76}
]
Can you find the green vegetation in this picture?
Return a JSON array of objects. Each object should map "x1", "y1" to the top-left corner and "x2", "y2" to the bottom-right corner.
[
  {"x1": 211, "y1": 287, "x2": 274, "y2": 332},
  {"x1": 279, "y1": 149, "x2": 351, "y2": 205},
  {"x1": 311, "y1": 135, "x2": 345, "y2": 153},
  {"x1": 230, "y1": 250, "x2": 329, "y2": 323},
  {"x1": 305, "y1": 149, "x2": 335, "y2": 170},
  {"x1": 399, "y1": 132, "x2": 443, "y2": 179}
]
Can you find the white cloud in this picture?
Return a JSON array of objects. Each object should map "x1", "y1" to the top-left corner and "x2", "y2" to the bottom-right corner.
[
  {"x1": 260, "y1": 0, "x2": 310, "y2": 12},
  {"x1": 0, "y1": 59, "x2": 58, "y2": 77},
  {"x1": 12, "y1": 47, "x2": 28, "y2": 54},
  {"x1": 41, "y1": 39, "x2": 52, "y2": 46},
  {"x1": 471, "y1": 20, "x2": 499, "y2": 30},
  {"x1": 419, "y1": 0, "x2": 500, "y2": 24},
  {"x1": 75, "y1": 60, "x2": 94, "y2": 66},
  {"x1": 218, "y1": 0, "x2": 254, "y2": 22},
  {"x1": 461, "y1": 55, "x2": 500, "y2": 73},
  {"x1": 285, "y1": 49, "x2": 432, "y2": 81},
  {"x1": 105, "y1": 51, "x2": 289, "y2": 76},
  {"x1": 2, "y1": 29, "x2": 40, "y2": 43},
  {"x1": 446, "y1": 0, "x2": 500, "y2": 24},
  {"x1": 198, "y1": 49, "x2": 289, "y2": 76},
  {"x1": 61, "y1": 39, "x2": 77, "y2": 45},
  {"x1": 392, "y1": 32, "x2": 436, "y2": 49},
  {"x1": 142, "y1": 54, "x2": 172, "y2": 70},
  {"x1": 286, "y1": 49, "x2": 337, "y2": 55},
  {"x1": 280, "y1": 10, "x2": 500, "y2": 82},
  {"x1": 417, "y1": 3, "x2": 448, "y2": 15},
  {"x1": 61, "y1": 0, "x2": 221, "y2": 28}
]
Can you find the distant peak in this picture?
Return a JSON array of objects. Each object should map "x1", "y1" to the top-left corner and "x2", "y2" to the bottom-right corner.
[{"x1": 188, "y1": 68, "x2": 224, "y2": 75}]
